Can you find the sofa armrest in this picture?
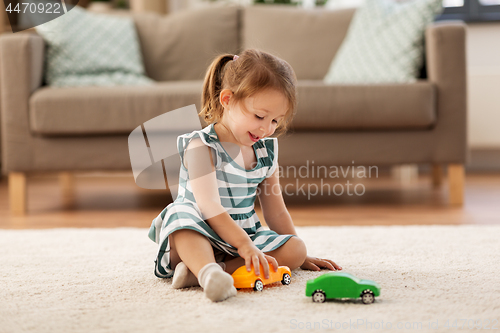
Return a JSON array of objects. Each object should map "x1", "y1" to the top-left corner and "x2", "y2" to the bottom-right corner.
[
  {"x1": 0, "y1": 33, "x2": 45, "y2": 173},
  {"x1": 425, "y1": 21, "x2": 468, "y2": 162}
]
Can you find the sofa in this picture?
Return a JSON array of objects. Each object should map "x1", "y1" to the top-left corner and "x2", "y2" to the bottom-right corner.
[{"x1": 0, "y1": 4, "x2": 467, "y2": 214}]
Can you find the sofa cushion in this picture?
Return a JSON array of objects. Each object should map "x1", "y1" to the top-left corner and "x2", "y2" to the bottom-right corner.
[
  {"x1": 324, "y1": 0, "x2": 443, "y2": 84},
  {"x1": 133, "y1": 5, "x2": 240, "y2": 82},
  {"x1": 242, "y1": 5, "x2": 355, "y2": 80},
  {"x1": 35, "y1": 6, "x2": 153, "y2": 87},
  {"x1": 29, "y1": 81, "x2": 204, "y2": 136},
  {"x1": 292, "y1": 81, "x2": 436, "y2": 130}
]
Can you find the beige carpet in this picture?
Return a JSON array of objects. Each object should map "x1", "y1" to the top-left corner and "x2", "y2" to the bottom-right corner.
[{"x1": 1, "y1": 226, "x2": 499, "y2": 333}]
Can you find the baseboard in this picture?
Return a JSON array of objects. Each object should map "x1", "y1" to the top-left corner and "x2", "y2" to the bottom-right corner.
[
  {"x1": 375, "y1": 148, "x2": 500, "y2": 174},
  {"x1": 466, "y1": 148, "x2": 500, "y2": 172}
]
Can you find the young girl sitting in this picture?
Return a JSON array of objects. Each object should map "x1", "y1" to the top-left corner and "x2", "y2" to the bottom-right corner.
[{"x1": 148, "y1": 49, "x2": 341, "y2": 302}]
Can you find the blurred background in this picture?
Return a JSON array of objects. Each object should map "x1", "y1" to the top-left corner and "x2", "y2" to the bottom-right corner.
[{"x1": 0, "y1": 0, "x2": 499, "y2": 227}]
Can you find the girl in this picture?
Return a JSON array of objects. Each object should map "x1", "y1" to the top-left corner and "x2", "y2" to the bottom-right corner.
[{"x1": 148, "y1": 49, "x2": 341, "y2": 302}]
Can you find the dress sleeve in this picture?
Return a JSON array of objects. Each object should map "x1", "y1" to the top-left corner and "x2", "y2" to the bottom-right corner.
[
  {"x1": 177, "y1": 131, "x2": 221, "y2": 170},
  {"x1": 265, "y1": 137, "x2": 279, "y2": 178}
]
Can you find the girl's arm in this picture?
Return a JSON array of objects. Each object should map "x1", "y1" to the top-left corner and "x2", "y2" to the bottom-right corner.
[
  {"x1": 257, "y1": 166, "x2": 342, "y2": 271},
  {"x1": 184, "y1": 139, "x2": 277, "y2": 278}
]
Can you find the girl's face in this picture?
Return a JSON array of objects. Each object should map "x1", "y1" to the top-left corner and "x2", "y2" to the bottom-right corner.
[{"x1": 220, "y1": 89, "x2": 288, "y2": 147}]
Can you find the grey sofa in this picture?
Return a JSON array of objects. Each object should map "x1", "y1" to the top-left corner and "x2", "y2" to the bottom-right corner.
[{"x1": 0, "y1": 5, "x2": 467, "y2": 214}]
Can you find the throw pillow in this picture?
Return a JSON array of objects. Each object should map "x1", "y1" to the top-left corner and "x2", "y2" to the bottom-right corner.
[
  {"x1": 35, "y1": 6, "x2": 153, "y2": 87},
  {"x1": 323, "y1": 0, "x2": 443, "y2": 84}
]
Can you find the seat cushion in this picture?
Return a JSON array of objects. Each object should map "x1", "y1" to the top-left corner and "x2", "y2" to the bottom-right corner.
[
  {"x1": 292, "y1": 80, "x2": 436, "y2": 130},
  {"x1": 30, "y1": 80, "x2": 436, "y2": 136},
  {"x1": 29, "y1": 81, "x2": 204, "y2": 136}
]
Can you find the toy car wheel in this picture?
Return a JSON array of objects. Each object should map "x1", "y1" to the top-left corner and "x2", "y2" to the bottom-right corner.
[
  {"x1": 312, "y1": 290, "x2": 326, "y2": 303},
  {"x1": 361, "y1": 290, "x2": 375, "y2": 304},
  {"x1": 254, "y1": 280, "x2": 264, "y2": 292},
  {"x1": 281, "y1": 273, "x2": 291, "y2": 285}
]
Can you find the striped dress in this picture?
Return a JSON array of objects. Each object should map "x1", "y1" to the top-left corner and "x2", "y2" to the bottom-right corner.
[{"x1": 148, "y1": 123, "x2": 294, "y2": 278}]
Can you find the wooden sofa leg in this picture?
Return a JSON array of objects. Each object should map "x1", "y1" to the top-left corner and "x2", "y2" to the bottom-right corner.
[
  {"x1": 9, "y1": 172, "x2": 27, "y2": 215},
  {"x1": 391, "y1": 164, "x2": 418, "y2": 186},
  {"x1": 59, "y1": 172, "x2": 76, "y2": 208},
  {"x1": 432, "y1": 164, "x2": 443, "y2": 188},
  {"x1": 448, "y1": 164, "x2": 465, "y2": 206}
]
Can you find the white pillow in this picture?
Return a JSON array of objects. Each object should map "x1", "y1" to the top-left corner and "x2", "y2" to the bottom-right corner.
[
  {"x1": 35, "y1": 6, "x2": 153, "y2": 87},
  {"x1": 324, "y1": 0, "x2": 443, "y2": 84}
]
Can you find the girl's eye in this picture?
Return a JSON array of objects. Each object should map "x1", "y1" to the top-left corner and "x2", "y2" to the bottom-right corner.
[
  {"x1": 255, "y1": 115, "x2": 264, "y2": 120},
  {"x1": 272, "y1": 119, "x2": 278, "y2": 124}
]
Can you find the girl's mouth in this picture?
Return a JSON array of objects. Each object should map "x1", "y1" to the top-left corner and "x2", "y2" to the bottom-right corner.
[{"x1": 248, "y1": 132, "x2": 259, "y2": 142}]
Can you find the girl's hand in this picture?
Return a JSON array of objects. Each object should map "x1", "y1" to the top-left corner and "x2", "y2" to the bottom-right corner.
[
  {"x1": 238, "y1": 242, "x2": 278, "y2": 279},
  {"x1": 301, "y1": 255, "x2": 342, "y2": 271}
]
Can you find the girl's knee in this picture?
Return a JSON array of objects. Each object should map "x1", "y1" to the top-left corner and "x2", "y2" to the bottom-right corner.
[
  {"x1": 280, "y1": 236, "x2": 307, "y2": 269},
  {"x1": 170, "y1": 229, "x2": 203, "y2": 242},
  {"x1": 292, "y1": 237, "x2": 307, "y2": 263},
  {"x1": 169, "y1": 230, "x2": 213, "y2": 266}
]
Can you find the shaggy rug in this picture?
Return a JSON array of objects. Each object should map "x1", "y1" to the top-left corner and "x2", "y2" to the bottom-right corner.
[{"x1": 1, "y1": 226, "x2": 499, "y2": 333}]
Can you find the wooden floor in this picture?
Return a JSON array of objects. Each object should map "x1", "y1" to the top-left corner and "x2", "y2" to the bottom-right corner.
[{"x1": 0, "y1": 172, "x2": 499, "y2": 229}]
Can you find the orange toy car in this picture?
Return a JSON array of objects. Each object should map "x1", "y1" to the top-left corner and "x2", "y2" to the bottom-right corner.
[{"x1": 231, "y1": 264, "x2": 292, "y2": 291}]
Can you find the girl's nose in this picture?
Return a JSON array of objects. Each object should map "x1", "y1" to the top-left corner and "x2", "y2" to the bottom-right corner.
[{"x1": 260, "y1": 122, "x2": 273, "y2": 137}]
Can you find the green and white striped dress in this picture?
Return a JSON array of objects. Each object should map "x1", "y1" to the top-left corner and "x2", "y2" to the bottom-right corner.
[{"x1": 148, "y1": 123, "x2": 294, "y2": 278}]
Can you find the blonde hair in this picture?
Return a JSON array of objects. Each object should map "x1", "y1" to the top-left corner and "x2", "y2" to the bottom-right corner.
[{"x1": 200, "y1": 49, "x2": 297, "y2": 136}]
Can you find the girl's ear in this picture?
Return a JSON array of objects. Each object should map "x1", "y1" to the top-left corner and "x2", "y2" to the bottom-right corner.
[{"x1": 220, "y1": 89, "x2": 233, "y2": 109}]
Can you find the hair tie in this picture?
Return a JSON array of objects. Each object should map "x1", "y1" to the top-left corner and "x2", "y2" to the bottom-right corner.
[{"x1": 233, "y1": 55, "x2": 239, "y2": 61}]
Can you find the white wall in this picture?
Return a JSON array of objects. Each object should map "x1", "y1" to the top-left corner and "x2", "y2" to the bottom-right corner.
[{"x1": 466, "y1": 23, "x2": 500, "y2": 148}]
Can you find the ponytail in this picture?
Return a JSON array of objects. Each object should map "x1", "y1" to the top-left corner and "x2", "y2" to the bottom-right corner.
[{"x1": 200, "y1": 54, "x2": 234, "y2": 124}]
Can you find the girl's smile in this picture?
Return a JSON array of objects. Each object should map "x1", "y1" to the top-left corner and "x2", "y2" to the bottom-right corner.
[
  {"x1": 248, "y1": 132, "x2": 260, "y2": 142},
  {"x1": 217, "y1": 88, "x2": 289, "y2": 147}
]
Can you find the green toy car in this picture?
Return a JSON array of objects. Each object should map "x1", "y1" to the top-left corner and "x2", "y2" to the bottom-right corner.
[{"x1": 305, "y1": 272, "x2": 381, "y2": 304}]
